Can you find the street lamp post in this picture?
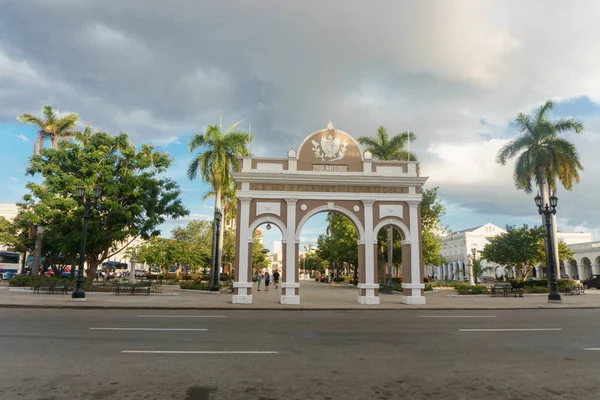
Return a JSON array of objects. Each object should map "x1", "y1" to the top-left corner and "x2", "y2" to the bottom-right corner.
[
  {"x1": 535, "y1": 193, "x2": 561, "y2": 303},
  {"x1": 72, "y1": 186, "x2": 102, "y2": 300},
  {"x1": 210, "y1": 208, "x2": 222, "y2": 292}
]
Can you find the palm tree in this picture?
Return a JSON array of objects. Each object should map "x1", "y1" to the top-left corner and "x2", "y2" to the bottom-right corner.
[
  {"x1": 468, "y1": 259, "x2": 497, "y2": 285},
  {"x1": 188, "y1": 122, "x2": 252, "y2": 278},
  {"x1": 358, "y1": 126, "x2": 417, "y2": 282},
  {"x1": 496, "y1": 99, "x2": 584, "y2": 278},
  {"x1": 203, "y1": 184, "x2": 237, "y2": 230},
  {"x1": 18, "y1": 105, "x2": 79, "y2": 155}
]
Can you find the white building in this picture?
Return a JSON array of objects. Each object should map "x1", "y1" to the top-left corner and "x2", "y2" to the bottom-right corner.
[
  {"x1": 434, "y1": 222, "x2": 594, "y2": 281},
  {"x1": 0, "y1": 203, "x2": 18, "y2": 221}
]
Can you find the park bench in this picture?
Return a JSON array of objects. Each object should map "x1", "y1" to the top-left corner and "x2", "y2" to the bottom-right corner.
[
  {"x1": 491, "y1": 283, "x2": 523, "y2": 298},
  {"x1": 565, "y1": 284, "x2": 585, "y2": 295},
  {"x1": 115, "y1": 281, "x2": 151, "y2": 296},
  {"x1": 33, "y1": 281, "x2": 70, "y2": 294}
]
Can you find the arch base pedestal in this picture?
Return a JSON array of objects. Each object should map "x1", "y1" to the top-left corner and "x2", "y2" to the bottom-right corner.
[{"x1": 232, "y1": 295, "x2": 253, "y2": 304}]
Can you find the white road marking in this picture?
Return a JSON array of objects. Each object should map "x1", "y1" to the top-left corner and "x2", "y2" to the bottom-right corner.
[
  {"x1": 137, "y1": 315, "x2": 227, "y2": 318},
  {"x1": 583, "y1": 348, "x2": 600, "y2": 351},
  {"x1": 121, "y1": 351, "x2": 279, "y2": 354},
  {"x1": 459, "y1": 328, "x2": 562, "y2": 332},
  {"x1": 418, "y1": 315, "x2": 497, "y2": 318},
  {"x1": 90, "y1": 328, "x2": 207, "y2": 331}
]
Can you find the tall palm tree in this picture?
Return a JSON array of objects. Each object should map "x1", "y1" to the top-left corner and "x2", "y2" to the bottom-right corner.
[
  {"x1": 203, "y1": 184, "x2": 237, "y2": 230},
  {"x1": 18, "y1": 105, "x2": 79, "y2": 155},
  {"x1": 188, "y1": 122, "x2": 252, "y2": 277},
  {"x1": 358, "y1": 126, "x2": 418, "y2": 282},
  {"x1": 358, "y1": 126, "x2": 417, "y2": 161},
  {"x1": 496, "y1": 99, "x2": 584, "y2": 278}
]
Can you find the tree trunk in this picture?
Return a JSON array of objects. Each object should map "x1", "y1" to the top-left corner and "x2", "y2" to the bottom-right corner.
[{"x1": 32, "y1": 226, "x2": 43, "y2": 276}]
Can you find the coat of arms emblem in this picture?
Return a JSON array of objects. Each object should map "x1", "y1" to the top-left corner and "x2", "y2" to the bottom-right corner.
[{"x1": 311, "y1": 122, "x2": 348, "y2": 162}]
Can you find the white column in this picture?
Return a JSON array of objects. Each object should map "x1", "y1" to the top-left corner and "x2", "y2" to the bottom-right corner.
[
  {"x1": 233, "y1": 198, "x2": 253, "y2": 304},
  {"x1": 402, "y1": 201, "x2": 426, "y2": 305},
  {"x1": 281, "y1": 198, "x2": 299, "y2": 304},
  {"x1": 358, "y1": 200, "x2": 379, "y2": 304}
]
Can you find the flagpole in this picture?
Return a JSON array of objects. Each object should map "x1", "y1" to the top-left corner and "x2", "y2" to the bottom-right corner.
[{"x1": 407, "y1": 132, "x2": 410, "y2": 161}]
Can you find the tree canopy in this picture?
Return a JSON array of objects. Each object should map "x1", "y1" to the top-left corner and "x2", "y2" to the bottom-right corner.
[
  {"x1": 482, "y1": 225, "x2": 573, "y2": 279},
  {"x1": 16, "y1": 128, "x2": 188, "y2": 283},
  {"x1": 317, "y1": 212, "x2": 359, "y2": 281},
  {"x1": 420, "y1": 187, "x2": 446, "y2": 266}
]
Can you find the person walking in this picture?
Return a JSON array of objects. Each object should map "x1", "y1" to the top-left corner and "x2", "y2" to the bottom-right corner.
[
  {"x1": 256, "y1": 270, "x2": 263, "y2": 291},
  {"x1": 273, "y1": 270, "x2": 280, "y2": 289},
  {"x1": 265, "y1": 271, "x2": 271, "y2": 291}
]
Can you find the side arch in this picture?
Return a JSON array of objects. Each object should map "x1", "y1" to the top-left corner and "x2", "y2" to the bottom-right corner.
[
  {"x1": 372, "y1": 218, "x2": 410, "y2": 243},
  {"x1": 248, "y1": 216, "x2": 287, "y2": 242},
  {"x1": 295, "y1": 205, "x2": 365, "y2": 242}
]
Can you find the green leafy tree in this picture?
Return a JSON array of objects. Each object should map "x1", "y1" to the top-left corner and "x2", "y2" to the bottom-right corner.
[
  {"x1": 482, "y1": 225, "x2": 574, "y2": 279},
  {"x1": 358, "y1": 126, "x2": 417, "y2": 281},
  {"x1": 187, "y1": 122, "x2": 252, "y2": 279},
  {"x1": 496, "y1": 100, "x2": 584, "y2": 277},
  {"x1": 18, "y1": 128, "x2": 188, "y2": 285},
  {"x1": 18, "y1": 105, "x2": 79, "y2": 155},
  {"x1": 420, "y1": 187, "x2": 446, "y2": 267},
  {"x1": 252, "y1": 231, "x2": 270, "y2": 273},
  {"x1": 317, "y1": 212, "x2": 359, "y2": 282},
  {"x1": 299, "y1": 251, "x2": 328, "y2": 273},
  {"x1": 0, "y1": 217, "x2": 17, "y2": 249}
]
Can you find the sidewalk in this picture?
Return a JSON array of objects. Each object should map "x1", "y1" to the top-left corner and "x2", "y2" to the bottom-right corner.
[{"x1": 1, "y1": 280, "x2": 599, "y2": 310}]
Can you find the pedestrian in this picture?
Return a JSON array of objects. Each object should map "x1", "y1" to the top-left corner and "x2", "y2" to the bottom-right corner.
[
  {"x1": 273, "y1": 270, "x2": 280, "y2": 289},
  {"x1": 265, "y1": 271, "x2": 271, "y2": 291},
  {"x1": 330, "y1": 272, "x2": 334, "y2": 285},
  {"x1": 318, "y1": 271, "x2": 322, "y2": 282},
  {"x1": 256, "y1": 270, "x2": 263, "y2": 291}
]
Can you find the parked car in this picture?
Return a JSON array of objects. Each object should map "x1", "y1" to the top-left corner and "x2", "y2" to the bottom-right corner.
[
  {"x1": 134, "y1": 269, "x2": 146, "y2": 278},
  {"x1": 582, "y1": 275, "x2": 600, "y2": 289},
  {"x1": 147, "y1": 266, "x2": 162, "y2": 276}
]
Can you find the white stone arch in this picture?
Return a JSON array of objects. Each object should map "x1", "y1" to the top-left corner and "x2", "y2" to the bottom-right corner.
[
  {"x1": 372, "y1": 219, "x2": 411, "y2": 243},
  {"x1": 581, "y1": 257, "x2": 592, "y2": 280},
  {"x1": 295, "y1": 205, "x2": 365, "y2": 242},
  {"x1": 248, "y1": 216, "x2": 287, "y2": 242}
]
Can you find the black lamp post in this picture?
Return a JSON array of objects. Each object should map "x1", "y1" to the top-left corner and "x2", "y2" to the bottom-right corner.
[
  {"x1": 72, "y1": 185, "x2": 102, "y2": 300},
  {"x1": 535, "y1": 192, "x2": 561, "y2": 302},
  {"x1": 210, "y1": 208, "x2": 222, "y2": 292}
]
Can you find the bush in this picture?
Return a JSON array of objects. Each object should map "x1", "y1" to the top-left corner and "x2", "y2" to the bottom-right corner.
[
  {"x1": 510, "y1": 279, "x2": 548, "y2": 288},
  {"x1": 180, "y1": 281, "x2": 224, "y2": 291},
  {"x1": 523, "y1": 286, "x2": 549, "y2": 294},
  {"x1": 557, "y1": 279, "x2": 576, "y2": 291},
  {"x1": 455, "y1": 283, "x2": 489, "y2": 295},
  {"x1": 423, "y1": 277, "x2": 429, "y2": 283},
  {"x1": 145, "y1": 274, "x2": 164, "y2": 280},
  {"x1": 8, "y1": 275, "x2": 67, "y2": 287},
  {"x1": 181, "y1": 274, "x2": 201, "y2": 281},
  {"x1": 391, "y1": 276, "x2": 403, "y2": 284},
  {"x1": 424, "y1": 283, "x2": 433, "y2": 292}
]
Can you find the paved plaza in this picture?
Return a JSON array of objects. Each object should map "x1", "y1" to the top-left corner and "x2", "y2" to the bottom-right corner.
[{"x1": 1, "y1": 280, "x2": 599, "y2": 310}]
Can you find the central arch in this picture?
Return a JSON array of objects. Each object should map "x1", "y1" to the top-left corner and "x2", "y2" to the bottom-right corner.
[{"x1": 295, "y1": 204, "x2": 365, "y2": 243}]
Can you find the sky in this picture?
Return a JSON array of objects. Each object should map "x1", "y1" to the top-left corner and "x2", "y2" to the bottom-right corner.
[{"x1": 2, "y1": 0, "x2": 600, "y2": 252}]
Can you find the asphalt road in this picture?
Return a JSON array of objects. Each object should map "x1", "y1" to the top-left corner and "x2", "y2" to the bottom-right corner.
[{"x1": 1, "y1": 309, "x2": 600, "y2": 400}]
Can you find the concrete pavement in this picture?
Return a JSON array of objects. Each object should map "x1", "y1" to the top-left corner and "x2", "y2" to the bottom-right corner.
[
  {"x1": 1, "y1": 308, "x2": 600, "y2": 399},
  {"x1": 1, "y1": 280, "x2": 600, "y2": 309}
]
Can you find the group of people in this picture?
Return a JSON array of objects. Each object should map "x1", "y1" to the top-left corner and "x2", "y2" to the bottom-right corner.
[{"x1": 256, "y1": 269, "x2": 280, "y2": 291}]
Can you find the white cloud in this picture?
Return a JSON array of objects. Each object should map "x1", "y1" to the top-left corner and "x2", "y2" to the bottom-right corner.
[
  {"x1": 15, "y1": 134, "x2": 29, "y2": 142},
  {"x1": 9, "y1": 177, "x2": 17, "y2": 181}
]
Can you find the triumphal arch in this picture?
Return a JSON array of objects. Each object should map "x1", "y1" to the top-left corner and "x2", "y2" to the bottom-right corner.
[{"x1": 232, "y1": 123, "x2": 428, "y2": 305}]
